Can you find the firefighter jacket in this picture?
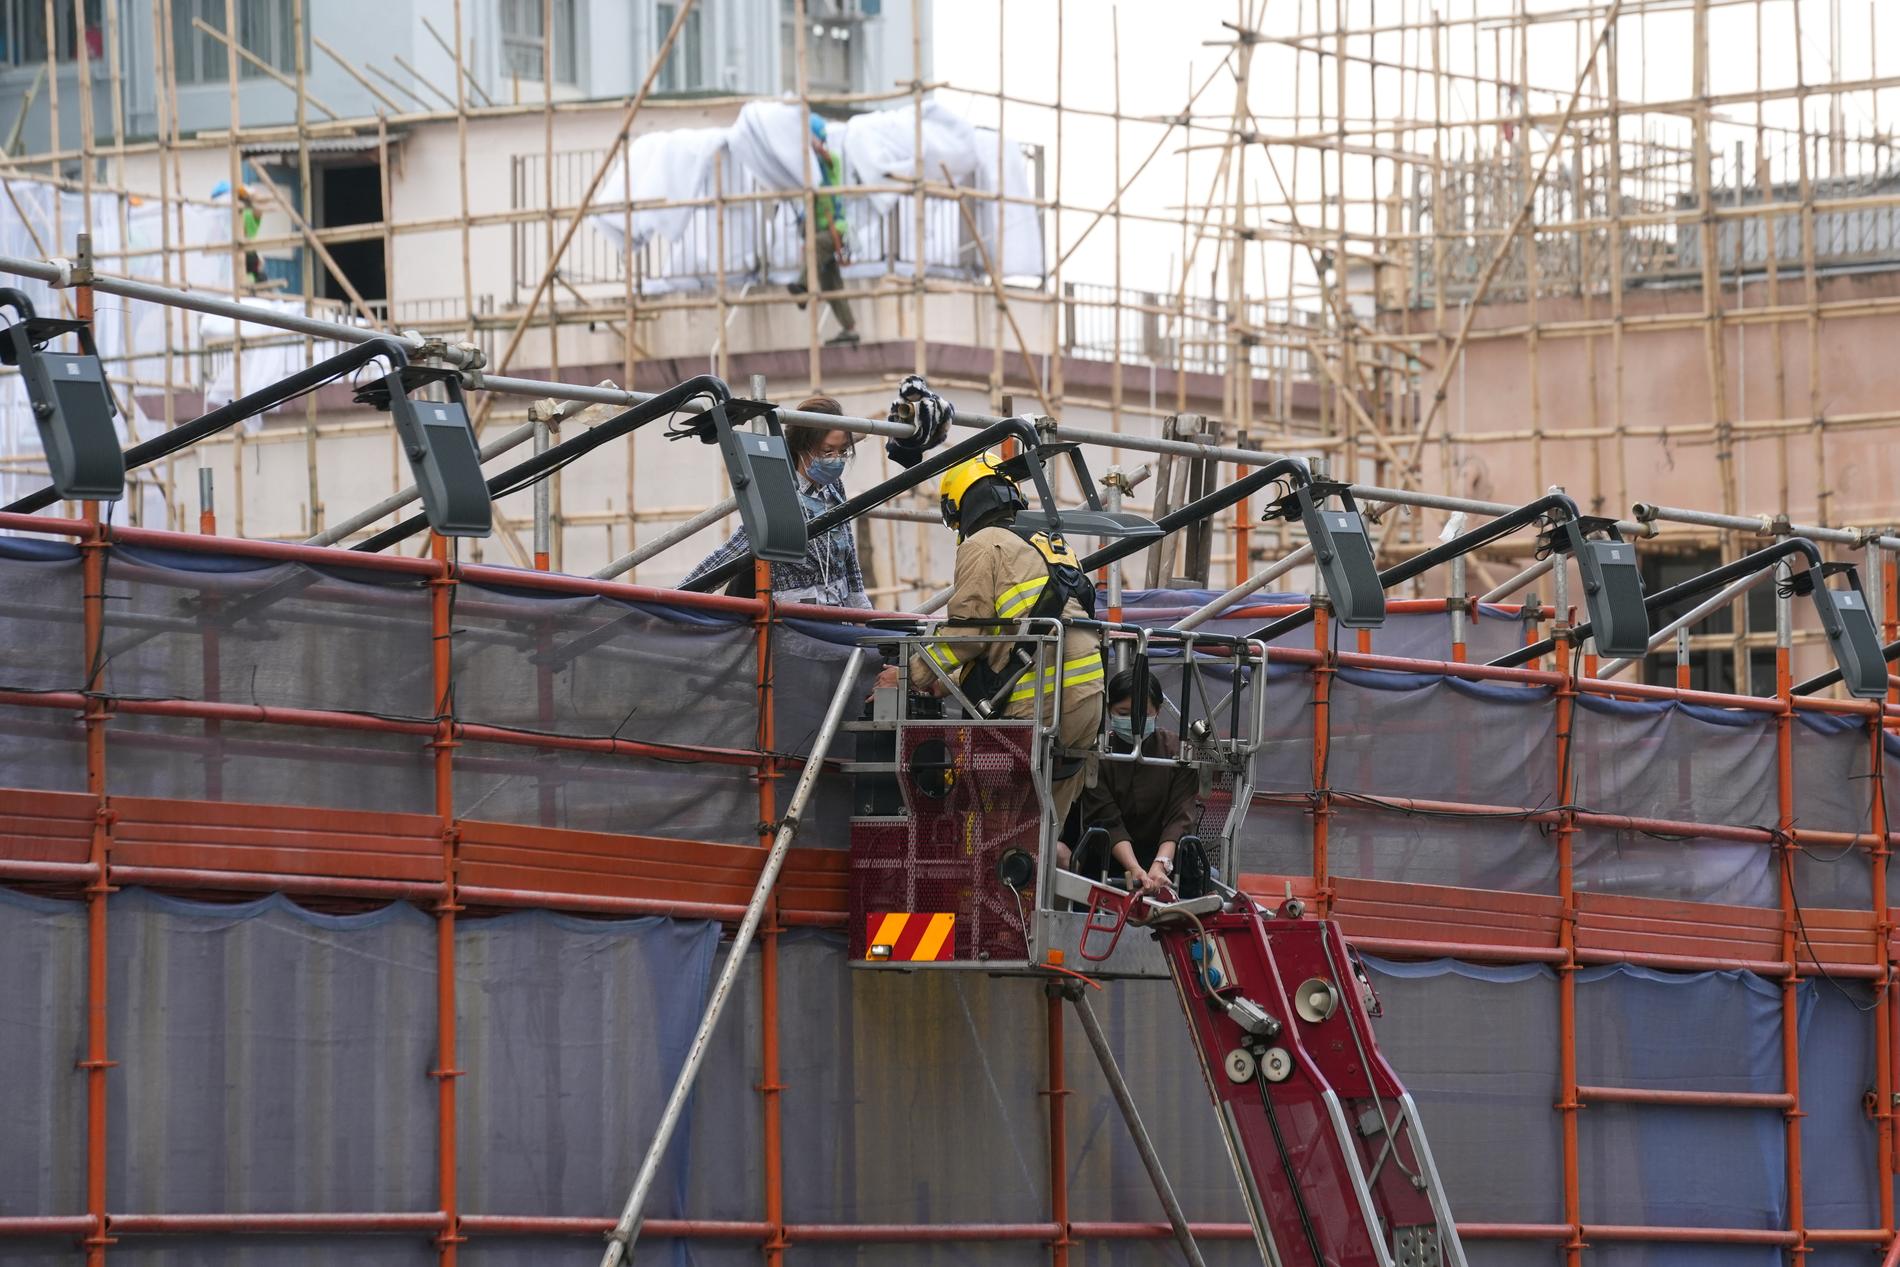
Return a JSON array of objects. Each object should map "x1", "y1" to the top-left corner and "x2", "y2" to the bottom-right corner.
[{"x1": 908, "y1": 524, "x2": 1105, "y2": 719}]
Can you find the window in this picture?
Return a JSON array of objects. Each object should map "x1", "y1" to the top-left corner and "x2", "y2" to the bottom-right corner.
[
  {"x1": 778, "y1": 1, "x2": 862, "y2": 97},
  {"x1": 171, "y1": 0, "x2": 294, "y2": 85},
  {"x1": 0, "y1": 0, "x2": 104, "y2": 68},
  {"x1": 500, "y1": 0, "x2": 576, "y2": 85},
  {"x1": 1639, "y1": 546, "x2": 1779, "y2": 695},
  {"x1": 314, "y1": 160, "x2": 386, "y2": 303},
  {"x1": 655, "y1": 2, "x2": 704, "y2": 94}
]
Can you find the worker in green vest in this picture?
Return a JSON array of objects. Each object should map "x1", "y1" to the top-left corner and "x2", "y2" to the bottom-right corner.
[
  {"x1": 789, "y1": 115, "x2": 860, "y2": 347},
  {"x1": 212, "y1": 180, "x2": 267, "y2": 286}
]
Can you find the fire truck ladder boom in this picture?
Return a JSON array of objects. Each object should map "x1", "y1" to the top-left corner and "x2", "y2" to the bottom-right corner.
[{"x1": 1052, "y1": 870, "x2": 1470, "y2": 1267}]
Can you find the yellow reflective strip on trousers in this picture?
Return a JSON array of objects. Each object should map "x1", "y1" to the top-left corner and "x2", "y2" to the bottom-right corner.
[{"x1": 1007, "y1": 652, "x2": 1104, "y2": 703}]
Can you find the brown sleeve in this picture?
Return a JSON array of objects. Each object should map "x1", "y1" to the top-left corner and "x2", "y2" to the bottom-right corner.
[
  {"x1": 909, "y1": 537, "x2": 999, "y2": 690},
  {"x1": 1078, "y1": 767, "x2": 1130, "y2": 847},
  {"x1": 1160, "y1": 763, "x2": 1204, "y2": 845}
]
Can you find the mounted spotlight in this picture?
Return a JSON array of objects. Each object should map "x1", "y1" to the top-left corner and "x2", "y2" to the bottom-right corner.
[
  {"x1": 356, "y1": 364, "x2": 492, "y2": 538},
  {"x1": 1792, "y1": 561, "x2": 1887, "y2": 700},
  {"x1": 669, "y1": 397, "x2": 808, "y2": 564},
  {"x1": 1498, "y1": 536, "x2": 1885, "y2": 699},
  {"x1": 0, "y1": 288, "x2": 123, "y2": 502},
  {"x1": 1284, "y1": 480, "x2": 1385, "y2": 629},
  {"x1": 1550, "y1": 517, "x2": 1650, "y2": 659}
]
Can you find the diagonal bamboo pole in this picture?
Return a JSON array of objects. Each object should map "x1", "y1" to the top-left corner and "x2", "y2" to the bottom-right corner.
[
  {"x1": 191, "y1": 16, "x2": 339, "y2": 118},
  {"x1": 420, "y1": 17, "x2": 494, "y2": 107},
  {"x1": 313, "y1": 34, "x2": 404, "y2": 114},
  {"x1": 468, "y1": 0, "x2": 700, "y2": 433},
  {"x1": 393, "y1": 54, "x2": 457, "y2": 111},
  {"x1": 1400, "y1": 0, "x2": 1626, "y2": 479},
  {"x1": 941, "y1": 164, "x2": 1056, "y2": 420}
]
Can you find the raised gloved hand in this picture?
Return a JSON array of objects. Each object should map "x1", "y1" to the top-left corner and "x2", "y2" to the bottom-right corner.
[{"x1": 884, "y1": 374, "x2": 955, "y2": 469}]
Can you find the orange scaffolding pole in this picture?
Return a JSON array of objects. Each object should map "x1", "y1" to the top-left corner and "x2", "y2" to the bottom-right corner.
[
  {"x1": 1046, "y1": 987, "x2": 1073, "y2": 1266},
  {"x1": 1312, "y1": 604, "x2": 1334, "y2": 915},
  {"x1": 430, "y1": 533, "x2": 464, "y2": 1265},
  {"x1": 756, "y1": 558, "x2": 788, "y2": 1267},
  {"x1": 1872, "y1": 709, "x2": 1897, "y2": 1227},
  {"x1": 1884, "y1": 560, "x2": 1899, "y2": 1189},
  {"x1": 1774, "y1": 637, "x2": 1808, "y2": 1260},
  {"x1": 1232, "y1": 462, "x2": 1250, "y2": 591},
  {"x1": 80, "y1": 507, "x2": 113, "y2": 1267},
  {"x1": 1554, "y1": 656, "x2": 1583, "y2": 1267}
]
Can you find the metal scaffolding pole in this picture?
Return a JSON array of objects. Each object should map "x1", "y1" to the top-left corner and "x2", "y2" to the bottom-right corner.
[
  {"x1": 1066, "y1": 988, "x2": 1208, "y2": 1267},
  {"x1": 599, "y1": 647, "x2": 867, "y2": 1267},
  {"x1": 1595, "y1": 566, "x2": 1780, "y2": 680}
]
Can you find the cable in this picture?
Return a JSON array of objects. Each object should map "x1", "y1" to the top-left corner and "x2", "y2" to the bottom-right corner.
[
  {"x1": 1779, "y1": 824, "x2": 1880, "y2": 1013},
  {"x1": 1255, "y1": 1079, "x2": 1328, "y2": 1265}
]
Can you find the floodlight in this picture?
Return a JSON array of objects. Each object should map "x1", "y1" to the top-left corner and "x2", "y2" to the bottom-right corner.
[
  {"x1": 1559, "y1": 520, "x2": 1650, "y2": 659},
  {"x1": 1295, "y1": 483, "x2": 1385, "y2": 629},
  {"x1": 382, "y1": 368, "x2": 492, "y2": 538},
  {"x1": 0, "y1": 289, "x2": 122, "y2": 502}
]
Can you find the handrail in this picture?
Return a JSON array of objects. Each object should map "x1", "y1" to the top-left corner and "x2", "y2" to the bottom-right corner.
[
  {"x1": 1493, "y1": 536, "x2": 1824, "y2": 670},
  {"x1": 4, "y1": 335, "x2": 412, "y2": 514}
]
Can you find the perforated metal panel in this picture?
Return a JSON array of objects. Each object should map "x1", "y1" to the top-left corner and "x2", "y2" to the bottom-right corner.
[{"x1": 848, "y1": 721, "x2": 1042, "y2": 966}]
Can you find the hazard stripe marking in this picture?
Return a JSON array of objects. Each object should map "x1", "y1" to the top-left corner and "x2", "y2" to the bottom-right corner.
[
  {"x1": 912, "y1": 912, "x2": 956, "y2": 961},
  {"x1": 890, "y1": 912, "x2": 933, "y2": 961},
  {"x1": 870, "y1": 912, "x2": 907, "y2": 952},
  {"x1": 864, "y1": 912, "x2": 958, "y2": 961}
]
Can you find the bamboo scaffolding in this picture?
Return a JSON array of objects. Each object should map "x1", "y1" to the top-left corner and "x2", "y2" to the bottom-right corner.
[{"x1": 0, "y1": 0, "x2": 1895, "y2": 635}]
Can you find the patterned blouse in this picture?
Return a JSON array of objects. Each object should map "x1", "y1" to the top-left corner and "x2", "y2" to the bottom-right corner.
[{"x1": 680, "y1": 469, "x2": 869, "y2": 608}]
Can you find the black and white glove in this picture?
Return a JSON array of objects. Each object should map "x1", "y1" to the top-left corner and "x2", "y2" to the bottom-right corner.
[{"x1": 884, "y1": 374, "x2": 955, "y2": 469}]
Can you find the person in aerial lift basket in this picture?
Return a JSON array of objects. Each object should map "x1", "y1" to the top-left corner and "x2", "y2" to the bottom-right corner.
[
  {"x1": 876, "y1": 453, "x2": 1106, "y2": 822},
  {"x1": 681, "y1": 395, "x2": 870, "y2": 608},
  {"x1": 1069, "y1": 668, "x2": 1204, "y2": 897}
]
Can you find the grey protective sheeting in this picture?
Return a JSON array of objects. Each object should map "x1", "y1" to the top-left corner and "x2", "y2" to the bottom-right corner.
[
  {"x1": 12, "y1": 538, "x2": 1885, "y2": 903},
  {"x1": 5, "y1": 896, "x2": 1890, "y2": 1265},
  {"x1": 106, "y1": 890, "x2": 440, "y2": 1217},
  {"x1": 0, "y1": 888, "x2": 88, "y2": 1219},
  {"x1": 0, "y1": 540, "x2": 88, "y2": 793},
  {"x1": 5, "y1": 540, "x2": 1899, "y2": 1263}
]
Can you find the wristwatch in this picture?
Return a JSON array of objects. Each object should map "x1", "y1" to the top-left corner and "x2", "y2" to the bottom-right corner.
[{"x1": 1156, "y1": 856, "x2": 1174, "y2": 875}]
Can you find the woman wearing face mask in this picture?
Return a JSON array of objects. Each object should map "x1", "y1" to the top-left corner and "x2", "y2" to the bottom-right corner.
[
  {"x1": 1075, "y1": 668, "x2": 1203, "y2": 896},
  {"x1": 681, "y1": 395, "x2": 870, "y2": 608}
]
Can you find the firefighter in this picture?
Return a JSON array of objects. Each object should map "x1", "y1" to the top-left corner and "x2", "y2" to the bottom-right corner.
[{"x1": 878, "y1": 453, "x2": 1105, "y2": 822}]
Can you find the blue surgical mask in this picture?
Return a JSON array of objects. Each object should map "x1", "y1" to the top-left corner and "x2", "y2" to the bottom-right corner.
[
  {"x1": 807, "y1": 455, "x2": 847, "y2": 485},
  {"x1": 1109, "y1": 714, "x2": 1155, "y2": 744}
]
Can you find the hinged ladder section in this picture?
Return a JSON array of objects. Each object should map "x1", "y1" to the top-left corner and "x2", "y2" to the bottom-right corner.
[{"x1": 1053, "y1": 871, "x2": 1469, "y2": 1267}]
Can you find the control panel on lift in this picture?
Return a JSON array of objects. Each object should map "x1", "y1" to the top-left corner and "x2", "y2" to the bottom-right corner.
[{"x1": 844, "y1": 621, "x2": 1270, "y2": 979}]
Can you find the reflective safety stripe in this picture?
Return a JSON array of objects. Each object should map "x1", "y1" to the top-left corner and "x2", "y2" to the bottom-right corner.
[
  {"x1": 995, "y1": 576, "x2": 1048, "y2": 619},
  {"x1": 1007, "y1": 651, "x2": 1106, "y2": 704},
  {"x1": 923, "y1": 640, "x2": 961, "y2": 669}
]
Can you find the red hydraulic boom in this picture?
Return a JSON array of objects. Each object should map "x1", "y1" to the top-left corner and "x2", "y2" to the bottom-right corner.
[{"x1": 1055, "y1": 870, "x2": 1469, "y2": 1267}]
